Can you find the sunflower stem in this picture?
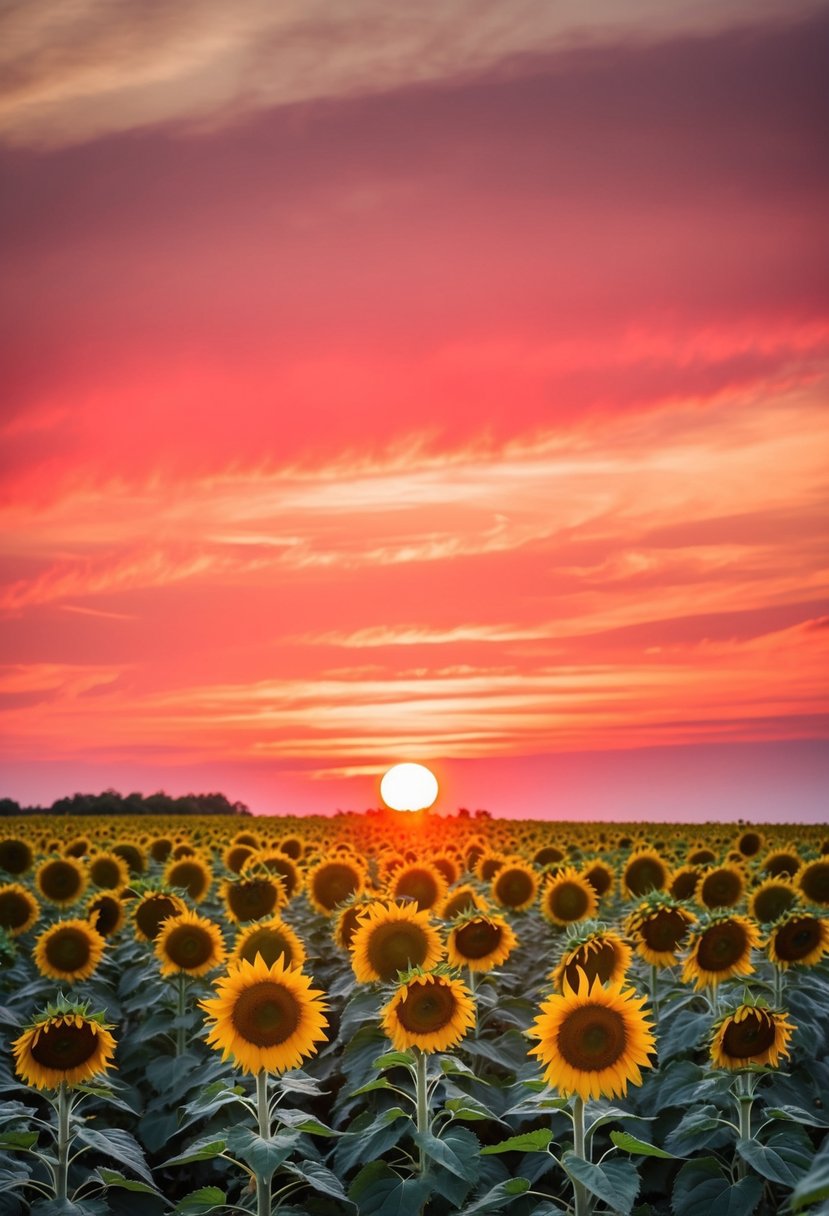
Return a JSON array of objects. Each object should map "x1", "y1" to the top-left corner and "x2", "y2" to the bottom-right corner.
[
  {"x1": 650, "y1": 964, "x2": 660, "y2": 1026},
  {"x1": 571, "y1": 1094, "x2": 589, "y2": 1216},
  {"x1": 55, "y1": 1081, "x2": 70, "y2": 1202},
  {"x1": 468, "y1": 970, "x2": 479, "y2": 1036},
  {"x1": 735, "y1": 1071, "x2": 753, "y2": 1180},
  {"x1": 415, "y1": 1048, "x2": 430, "y2": 1175},
  {"x1": 255, "y1": 1069, "x2": 271, "y2": 1216},
  {"x1": 773, "y1": 964, "x2": 784, "y2": 1008},
  {"x1": 175, "y1": 973, "x2": 187, "y2": 1057}
]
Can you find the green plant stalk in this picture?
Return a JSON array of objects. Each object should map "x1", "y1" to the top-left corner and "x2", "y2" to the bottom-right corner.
[
  {"x1": 572, "y1": 1094, "x2": 589, "y2": 1216},
  {"x1": 256, "y1": 1069, "x2": 271, "y2": 1216},
  {"x1": 415, "y1": 1048, "x2": 429, "y2": 1175},
  {"x1": 773, "y1": 964, "x2": 785, "y2": 1008},
  {"x1": 55, "y1": 1081, "x2": 70, "y2": 1202},
  {"x1": 175, "y1": 973, "x2": 187, "y2": 1056},
  {"x1": 650, "y1": 964, "x2": 660, "y2": 1026},
  {"x1": 468, "y1": 969, "x2": 479, "y2": 1036},
  {"x1": 735, "y1": 1072, "x2": 753, "y2": 1181}
]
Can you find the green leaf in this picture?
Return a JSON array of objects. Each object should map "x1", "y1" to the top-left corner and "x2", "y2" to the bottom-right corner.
[
  {"x1": 765, "y1": 1105, "x2": 829, "y2": 1129},
  {"x1": 736, "y1": 1134, "x2": 813, "y2": 1188},
  {"x1": 160, "y1": 1138, "x2": 227, "y2": 1169},
  {"x1": 481, "y1": 1129, "x2": 553, "y2": 1155},
  {"x1": 445, "y1": 1095, "x2": 498, "y2": 1122},
  {"x1": 348, "y1": 1077, "x2": 396, "y2": 1097},
  {"x1": 373, "y1": 1050, "x2": 415, "y2": 1070},
  {"x1": 561, "y1": 1154, "x2": 640, "y2": 1216},
  {"x1": 225, "y1": 1126, "x2": 299, "y2": 1176},
  {"x1": 791, "y1": 1138, "x2": 829, "y2": 1210},
  {"x1": 74, "y1": 1125, "x2": 154, "y2": 1186},
  {"x1": 0, "y1": 1130, "x2": 39, "y2": 1150},
  {"x1": 672, "y1": 1157, "x2": 763, "y2": 1216},
  {"x1": 282, "y1": 1159, "x2": 350, "y2": 1202},
  {"x1": 274, "y1": 1108, "x2": 337, "y2": 1136},
  {"x1": 334, "y1": 1108, "x2": 411, "y2": 1174},
  {"x1": 96, "y1": 1167, "x2": 162, "y2": 1196},
  {"x1": 610, "y1": 1131, "x2": 676, "y2": 1159},
  {"x1": 664, "y1": 1105, "x2": 726, "y2": 1156},
  {"x1": 414, "y1": 1129, "x2": 479, "y2": 1181},
  {"x1": 462, "y1": 1178, "x2": 531, "y2": 1214},
  {"x1": 172, "y1": 1187, "x2": 227, "y2": 1215},
  {"x1": 348, "y1": 1160, "x2": 433, "y2": 1216}
]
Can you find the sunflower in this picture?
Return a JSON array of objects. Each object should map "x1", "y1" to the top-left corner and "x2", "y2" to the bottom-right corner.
[
  {"x1": 681, "y1": 914, "x2": 760, "y2": 990},
  {"x1": 669, "y1": 865, "x2": 702, "y2": 902},
  {"x1": 0, "y1": 837, "x2": 34, "y2": 876},
  {"x1": 582, "y1": 860, "x2": 615, "y2": 900},
  {"x1": 767, "y1": 910, "x2": 829, "y2": 970},
  {"x1": 540, "y1": 868, "x2": 598, "y2": 926},
  {"x1": 133, "y1": 890, "x2": 187, "y2": 942},
  {"x1": 446, "y1": 912, "x2": 518, "y2": 972},
  {"x1": 748, "y1": 877, "x2": 799, "y2": 925},
  {"x1": 797, "y1": 860, "x2": 829, "y2": 907},
  {"x1": 696, "y1": 864, "x2": 746, "y2": 910},
  {"x1": 231, "y1": 916, "x2": 307, "y2": 969},
  {"x1": 533, "y1": 845, "x2": 565, "y2": 869},
  {"x1": 529, "y1": 969, "x2": 656, "y2": 1100},
  {"x1": 13, "y1": 998, "x2": 117, "y2": 1091},
  {"x1": 88, "y1": 852, "x2": 130, "y2": 892},
  {"x1": 626, "y1": 894, "x2": 696, "y2": 967},
  {"x1": 34, "y1": 919, "x2": 106, "y2": 983},
  {"x1": 333, "y1": 896, "x2": 380, "y2": 951},
  {"x1": 149, "y1": 837, "x2": 174, "y2": 863},
  {"x1": 622, "y1": 849, "x2": 669, "y2": 899},
  {"x1": 222, "y1": 843, "x2": 256, "y2": 875},
  {"x1": 438, "y1": 884, "x2": 487, "y2": 921},
  {"x1": 222, "y1": 875, "x2": 285, "y2": 924},
  {"x1": 710, "y1": 1003, "x2": 795, "y2": 1070},
  {"x1": 686, "y1": 846, "x2": 717, "y2": 867},
  {"x1": 761, "y1": 850, "x2": 801, "y2": 879},
  {"x1": 388, "y1": 862, "x2": 447, "y2": 912},
  {"x1": 241, "y1": 851, "x2": 302, "y2": 900},
  {"x1": 475, "y1": 851, "x2": 506, "y2": 883},
  {"x1": 0, "y1": 882, "x2": 40, "y2": 937},
  {"x1": 381, "y1": 970, "x2": 475, "y2": 1053},
  {"x1": 86, "y1": 892, "x2": 126, "y2": 938},
  {"x1": 35, "y1": 856, "x2": 88, "y2": 908},
  {"x1": 306, "y1": 858, "x2": 366, "y2": 915},
  {"x1": 279, "y1": 836, "x2": 303, "y2": 860},
  {"x1": 155, "y1": 908, "x2": 226, "y2": 977},
  {"x1": 734, "y1": 830, "x2": 764, "y2": 859},
  {"x1": 112, "y1": 842, "x2": 146, "y2": 876},
  {"x1": 550, "y1": 929, "x2": 632, "y2": 993},
  {"x1": 491, "y1": 860, "x2": 539, "y2": 911},
  {"x1": 164, "y1": 855, "x2": 213, "y2": 902},
  {"x1": 200, "y1": 954, "x2": 328, "y2": 1075},
  {"x1": 350, "y1": 901, "x2": 444, "y2": 983}
]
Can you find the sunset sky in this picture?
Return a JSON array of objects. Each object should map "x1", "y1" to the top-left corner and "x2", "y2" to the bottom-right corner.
[{"x1": 1, "y1": 1, "x2": 827, "y2": 821}]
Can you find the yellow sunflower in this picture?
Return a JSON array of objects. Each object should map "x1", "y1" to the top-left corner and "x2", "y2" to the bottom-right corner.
[
  {"x1": 148, "y1": 837, "x2": 174, "y2": 864},
  {"x1": 388, "y1": 862, "x2": 448, "y2": 912},
  {"x1": 475, "y1": 851, "x2": 506, "y2": 883},
  {"x1": 550, "y1": 929, "x2": 632, "y2": 993},
  {"x1": 734, "y1": 829, "x2": 764, "y2": 859},
  {"x1": 306, "y1": 858, "x2": 366, "y2": 915},
  {"x1": 86, "y1": 891, "x2": 126, "y2": 938},
  {"x1": 748, "y1": 877, "x2": 799, "y2": 925},
  {"x1": 529, "y1": 968, "x2": 656, "y2": 1100},
  {"x1": 669, "y1": 865, "x2": 702, "y2": 902},
  {"x1": 88, "y1": 851, "x2": 130, "y2": 892},
  {"x1": 0, "y1": 837, "x2": 34, "y2": 876},
  {"x1": 797, "y1": 860, "x2": 829, "y2": 907},
  {"x1": 333, "y1": 896, "x2": 380, "y2": 951},
  {"x1": 155, "y1": 908, "x2": 226, "y2": 977},
  {"x1": 437, "y1": 884, "x2": 488, "y2": 921},
  {"x1": 626, "y1": 896, "x2": 696, "y2": 967},
  {"x1": 222, "y1": 843, "x2": 256, "y2": 875},
  {"x1": 231, "y1": 916, "x2": 307, "y2": 969},
  {"x1": 35, "y1": 856, "x2": 88, "y2": 908},
  {"x1": 112, "y1": 842, "x2": 146, "y2": 876},
  {"x1": 540, "y1": 868, "x2": 598, "y2": 926},
  {"x1": 533, "y1": 845, "x2": 565, "y2": 869},
  {"x1": 381, "y1": 970, "x2": 476, "y2": 1053},
  {"x1": 695, "y1": 864, "x2": 746, "y2": 910},
  {"x1": 0, "y1": 882, "x2": 40, "y2": 937},
  {"x1": 446, "y1": 912, "x2": 518, "y2": 973},
  {"x1": 710, "y1": 1003, "x2": 795, "y2": 1070},
  {"x1": 681, "y1": 914, "x2": 760, "y2": 990},
  {"x1": 164, "y1": 855, "x2": 213, "y2": 903},
  {"x1": 582, "y1": 860, "x2": 615, "y2": 900},
  {"x1": 13, "y1": 999, "x2": 117, "y2": 1091},
  {"x1": 241, "y1": 851, "x2": 302, "y2": 901},
  {"x1": 200, "y1": 954, "x2": 328, "y2": 1075},
  {"x1": 767, "y1": 910, "x2": 829, "y2": 970},
  {"x1": 761, "y1": 850, "x2": 801, "y2": 879},
  {"x1": 622, "y1": 849, "x2": 669, "y2": 899},
  {"x1": 33, "y1": 919, "x2": 106, "y2": 983},
  {"x1": 132, "y1": 890, "x2": 187, "y2": 942},
  {"x1": 222, "y1": 875, "x2": 285, "y2": 924},
  {"x1": 350, "y1": 901, "x2": 444, "y2": 983},
  {"x1": 491, "y1": 860, "x2": 539, "y2": 911}
]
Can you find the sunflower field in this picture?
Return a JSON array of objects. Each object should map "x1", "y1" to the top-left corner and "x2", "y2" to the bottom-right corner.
[{"x1": 1, "y1": 813, "x2": 828, "y2": 1216}]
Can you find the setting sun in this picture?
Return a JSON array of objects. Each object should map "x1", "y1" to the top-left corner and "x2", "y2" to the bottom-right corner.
[{"x1": 380, "y1": 763, "x2": 439, "y2": 812}]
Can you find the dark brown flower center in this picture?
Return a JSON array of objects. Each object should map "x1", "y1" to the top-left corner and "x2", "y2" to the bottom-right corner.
[
  {"x1": 90, "y1": 858, "x2": 123, "y2": 890},
  {"x1": 534, "y1": 847, "x2": 564, "y2": 867},
  {"x1": 773, "y1": 917, "x2": 820, "y2": 962},
  {"x1": 752, "y1": 884, "x2": 796, "y2": 924},
  {"x1": 240, "y1": 928, "x2": 295, "y2": 967},
  {"x1": 165, "y1": 924, "x2": 215, "y2": 968},
  {"x1": 168, "y1": 861, "x2": 209, "y2": 899},
  {"x1": 0, "y1": 889, "x2": 33, "y2": 930},
  {"x1": 479, "y1": 857, "x2": 503, "y2": 881},
  {"x1": 721, "y1": 1011, "x2": 776, "y2": 1059},
  {"x1": 396, "y1": 980, "x2": 456, "y2": 1034},
  {"x1": 442, "y1": 889, "x2": 479, "y2": 920},
  {"x1": 31, "y1": 1022, "x2": 99, "y2": 1070},
  {"x1": 312, "y1": 863, "x2": 361, "y2": 910},
  {"x1": 688, "y1": 849, "x2": 716, "y2": 866},
  {"x1": 495, "y1": 868, "x2": 533, "y2": 907},
  {"x1": 88, "y1": 896, "x2": 121, "y2": 936},
  {"x1": 366, "y1": 921, "x2": 429, "y2": 981},
  {"x1": 394, "y1": 869, "x2": 440, "y2": 911},
  {"x1": 584, "y1": 865, "x2": 612, "y2": 897},
  {"x1": 700, "y1": 870, "x2": 743, "y2": 908},
  {"x1": 696, "y1": 921, "x2": 748, "y2": 972},
  {"x1": 40, "y1": 860, "x2": 83, "y2": 901},
  {"x1": 227, "y1": 879, "x2": 279, "y2": 922},
  {"x1": 625, "y1": 857, "x2": 666, "y2": 897},
  {"x1": 232, "y1": 981, "x2": 300, "y2": 1047},
  {"x1": 800, "y1": 863, "x2": 829, "y2": 904},
  {"x1": 454, "y1": 918, "x2": 502, "y2": 960},
  {"x1": 46, "y1": 927, "x2": 91, "y2": 972},
  {"x1": 738, "y1": 832, "x2": 762, "y2": 857},
  {"x1": 557, "y1": 1005, "x2": 626, "y2": 1071},
  {"x1": 548, "y1": 881, "x2": 590, "y2": 921},
  {"x1": 135, "y1": 895, "x2": 181, "y2": 940},
  {"x1": 640, "y1": 908, "x2": 689, "y2": 953},
  {"x1": 225, "y1": 845, "x2": 254, "y2": 874},
  {"x1": 0, "y1": 839, "x2": 32, "y2": 875},
  {"x1": 670, "y1": 870, "x2": 700, "y2": 901},
  {"x1": 764, "y1": 853, "x2": 800, "y2": 878},
  {"x1": 562, "y1": 942, "x2": 617, "y2": 990}
]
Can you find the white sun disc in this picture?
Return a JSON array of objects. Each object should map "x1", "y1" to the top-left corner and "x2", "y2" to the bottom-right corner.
[{"x1": 380, "y1": 763, "x2": 439, "y2": 811}]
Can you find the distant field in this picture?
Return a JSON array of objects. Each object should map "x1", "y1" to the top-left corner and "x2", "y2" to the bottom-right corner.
[{"x1": 1, "y1": 813, "x2": 828, "y2": 1215}]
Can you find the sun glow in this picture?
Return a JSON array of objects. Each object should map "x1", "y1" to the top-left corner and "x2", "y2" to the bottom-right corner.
[{"x1": 380, "y1": 763, "x2": 439, "y2": 812}]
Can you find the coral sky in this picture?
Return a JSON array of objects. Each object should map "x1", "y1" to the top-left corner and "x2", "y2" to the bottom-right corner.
[{"x1": 1, "y1": 1, "x2": 827, "y2": 820}]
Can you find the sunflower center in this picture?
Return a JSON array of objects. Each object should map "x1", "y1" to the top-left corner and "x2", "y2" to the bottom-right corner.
[
  {"x1": 701, "y1": 870, "x2": 742, "y2": 907},
  {"x1": 697, "y1": 921, "x2": 747, "y2": 972},
  {"x1": 563, "y1": 942, "x2": 617, "y2": 989},
  {"x1": 135, "y1": 895, "x2": 181, "y2": 940},
  {"x1": 396, "y1": 980, "x2": 456, "y2": 1034},
  {"x1": 479, "y1": 858, "x2": 503, "y2": 881},
  {"x1": 228, "y1": 879, "x2": 279, "y2": 922},
  {"x1": 584, "y1": 866, "x2": 612, "y2": 897},
  {"x1": 0, "y1": 839, "x2": 32, "y2": 874},
  {"x1": 641, "y1": 909, "x2": 688, "y2": 952},
  {"x1": 0, "y1": 890, "x2": 32, "y2": 930},
  {"x1": 395, "y1": 870, "x2": 440, "y2": 911},
  {"x1": 232, "y1": 981, "x2": 300, "y2": 1047},
  {"x1": 774, "y1": 918, "x2": 819, "y2": 961},
  {"x1": 557, "y1": 1004, "x2": 626, "y2": 1071},
  {"x1": 366, "y1": 922, "x2": 429, "y2": 981},
  {"x1": 88, "y1": 896, "x2": 120, "y2": 936},
  {"x1": 40, "y1": 861, "x2": 82, "y2": 901},
  {"x1": 168, "y1": 862, "x2": 209, "y2": 900},
  {"x1": 240, "y1": 929, "x2": 294, "y2": 967},
  {"x1": 165, "y1": 925, "x2": 214, "y2": 968},
  {"x1": 764, "y1": 854, "x2": 800, "y2": 878},
  {"x1": 753, "y1": 885, "x2": 796, "y2": 924},
  {"x1": 454, "y1": 919, "x2": 502, "y2": 959},
  {"x1": 721, "y1": 1011, "x2": 776, "y2": 1059},
  {"x1": 312, "y1": 863, "x2": 361, "y2": 910},
  {"x1": 30, "y1": 1021, "x2": 98, "y2": 1070},
  {"x1": 671, "y1": 870, "x2": 700, "y2": 901},
  {"x1": 625, "y1": 858, "x2": 666, "y2": 896},
  {"x1": 442, "y1": 889, "x2": 478, "y2": 919},
  {"x1": 90, "y1": 859, "x2": 122, "y2": 889},
  {"x1": 495, "y1": 869, "x2": 533, "y2": 907},
  {"x1": 801, "y1": 863, "x2": 829, "y2": 904},
  {"x1": 738, "y1": 832, "x2": 762, "y2": 857},
  {"x1": 46, "y1": 928, "x2": 91, "y2": 972},
  {"x1": 550, "y1": 882, "x2": 589, "y2": 921}
]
